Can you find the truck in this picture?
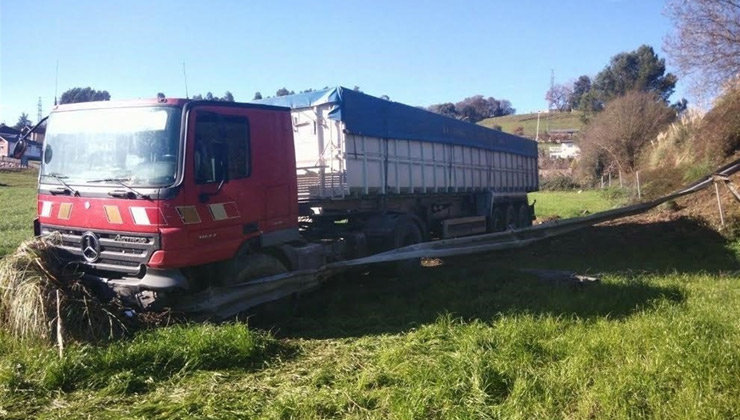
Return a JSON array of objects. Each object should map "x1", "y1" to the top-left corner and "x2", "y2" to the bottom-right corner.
[{"x1": 28, "y1": 87, "x2": 538, "y2": 310}]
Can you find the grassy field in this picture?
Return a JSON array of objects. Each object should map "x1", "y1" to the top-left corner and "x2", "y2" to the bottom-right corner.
[
  {"x1": 479, "y1": 111, "x2": 584, "y2": 139},
  {"x1": 530, "y1": 189, "x2": 627, "y2": 220},
  {"x1": 0, "y1": 170, "x2": 37, "y2": 257},
  {"x1": 1, "y1": 170, "x2": 739, "y2": 419}
]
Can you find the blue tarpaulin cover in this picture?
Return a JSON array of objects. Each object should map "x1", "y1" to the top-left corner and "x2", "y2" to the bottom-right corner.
[{"x1": 253, "y1": 87, "x2": 537, "y2": 157}]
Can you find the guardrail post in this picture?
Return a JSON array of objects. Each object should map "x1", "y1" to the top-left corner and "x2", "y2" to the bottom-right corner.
[{"x1": 714, "y1": 181, "x2": 725, "y2": 227}]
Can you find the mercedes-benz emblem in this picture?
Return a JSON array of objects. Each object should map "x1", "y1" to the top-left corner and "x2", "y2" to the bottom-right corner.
[{"x1": 81, "y1": 231, "x2": 101, "y2": 263}]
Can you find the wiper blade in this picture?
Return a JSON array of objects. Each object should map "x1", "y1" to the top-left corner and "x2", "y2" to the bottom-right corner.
[
  {"x1": 88, "y1": 178, "x2": 150, "y2": 199},
  {"x1": 41, "y1": 173, "x2": 80, "y2": 196}
]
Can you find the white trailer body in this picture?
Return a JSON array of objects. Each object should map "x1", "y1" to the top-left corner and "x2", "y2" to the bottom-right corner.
[{"x1": 255, "y1": 87, "x2": 538, "y2": 203}]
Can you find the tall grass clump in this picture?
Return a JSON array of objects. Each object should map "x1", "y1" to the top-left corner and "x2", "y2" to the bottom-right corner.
[
  {"x1": 41, "y1": 323, "x2": 284, "y2": 393},
  {"x1": 0, "y1": 234, "x2": 127, "y2": 344}
]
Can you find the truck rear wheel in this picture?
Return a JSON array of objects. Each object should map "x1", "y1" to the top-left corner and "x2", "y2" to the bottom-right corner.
[
  {"x1": 377, "y1": 216, "x2": 423, "y2": 276},
  {"x1": 517, "y1": 203, "x2": 532, "y2": 228},
  {"x1": 505, "y1": 205, "x2": 517, "y2": 230},
  {"x1": 489, "y1": 207, "x2": 506, "y2": 232}
]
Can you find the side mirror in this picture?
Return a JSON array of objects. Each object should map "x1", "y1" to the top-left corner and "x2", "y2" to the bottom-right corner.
[{"x1": 12, "y1": 139, "x2": 27, "y2": 159}]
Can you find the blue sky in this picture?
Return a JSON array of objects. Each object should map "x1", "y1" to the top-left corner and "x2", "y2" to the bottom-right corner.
[{"x1": 0, "y1": 0, "x2": 681, "y2": 124}]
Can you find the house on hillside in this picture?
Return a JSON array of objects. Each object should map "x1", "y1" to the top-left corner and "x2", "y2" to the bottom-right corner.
[
  {"x1": 547, "y1": 128, "x2": 579, "y2": 142},
  {"x1": 0, "y1": 124, "x2": 43, "y2": 161},
  {"x1": 549, "y1": 141, "x2": 580, "y2": 159},
  {"x1": 0, "y1": 123, "x2": 21, "y2": 139}
]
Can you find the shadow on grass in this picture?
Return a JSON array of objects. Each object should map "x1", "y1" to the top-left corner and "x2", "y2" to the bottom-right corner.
[
  {"x1": 250, "y1": 217, "x2": 737, "y2": 339},
  {"x1": 496, "y1": 217, "x2": 740, "y2": 273}
]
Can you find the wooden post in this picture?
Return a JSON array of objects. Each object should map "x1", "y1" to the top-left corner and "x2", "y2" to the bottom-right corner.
[
  {"x1": 56, "y1": 289, "x2": 64, "y2": 358},
  {"x1": 715, "y1": 182, "x2": 725, "y2": 227},
  {"x1": 636, "y1": 171, "x2": 642, "y2": 199}
]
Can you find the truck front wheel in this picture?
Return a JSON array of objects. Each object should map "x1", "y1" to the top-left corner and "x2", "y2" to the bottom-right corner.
[{"x1": 231, "y1": 253, "x2": 288, "y2": 285}]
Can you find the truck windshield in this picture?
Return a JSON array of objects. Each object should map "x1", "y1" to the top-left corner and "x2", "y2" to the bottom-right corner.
[{"x1": 41, "y1": 106, "x2": 182, "y2": 187}]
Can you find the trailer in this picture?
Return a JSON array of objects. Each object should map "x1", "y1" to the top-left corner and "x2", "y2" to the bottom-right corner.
[
  {"x1": 256, "y1": 87, "x2": 538, "y2": 243},
  {"x1": 29, "y1": 88, "x2": 537, "y2": 310}
]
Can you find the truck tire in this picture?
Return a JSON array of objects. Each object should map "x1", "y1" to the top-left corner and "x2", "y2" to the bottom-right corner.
[
  {"x1": 505, "y1": 205, "x2": 517, "y2": 230},
  {"x1": 489, "y1": 207, "x2": 506, "y2": 232},
  {"x1": 517, "y1": 203, "x2": 532, "y2": 228},
  {"x1": 392, "y1": 216, "x2": 423, "y2": 249},
  {"x1": 379, "y1": 216, "x2": 423, "y2": 276},
  {"x1": 232, "y1": 253, "x2": 288, "y2": 285}
]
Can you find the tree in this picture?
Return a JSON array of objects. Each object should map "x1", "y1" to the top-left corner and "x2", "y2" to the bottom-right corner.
[
  {"x1": 253, "y1": 91, "x2": 263, "y2": 100},
  {"x1": 498, "y1": 99, "x2": 515, "y2": 116},
  {"x1": 191, "y1": 92, "x2": 234, "y2": 101},
  {"x1": 545, "y1": 83, "x2": 573, "y2": 111},
  {"x1": 590, "y1": 45, "x2": 677, "y2": 108},
  {"x1": 457, "y1": 95, "x2": 493, "y2": 122},
  {"x1": 578, "y1": 91, "x2": 675, "y2": 179},
  {"x1": 569, "y1": 75, "x2": 592, "y2": 110},
  {"x1": 13, "y1": 113, "x2": 32, "y2": 130},
  {"x1": 59, "y1": 87, "x2": 111, "y2": 104},
  {"x1": 276, "y1": 87, "x2": 293, "y2": 97},
  {"x1": 428, "y1": 102, "x2": 458, "y2": 118},
  {"x1": 664, "y1": 0, "x2": 740, "y2": 94},
  {"x1": 428, "y1": 95, "x2": 515, "y2": 122}
]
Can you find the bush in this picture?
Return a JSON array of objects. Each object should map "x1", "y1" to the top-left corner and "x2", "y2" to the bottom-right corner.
[
  {"x1": 540, "y1": 174, "x2": 581, "y2": 191},
  {"x1": 698, "y1": 81, "x2": 740, "y2": 162}
]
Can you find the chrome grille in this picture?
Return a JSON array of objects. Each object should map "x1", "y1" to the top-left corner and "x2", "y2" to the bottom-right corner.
[{"x1": 40, "y1": 224, "x2": 159, "y2": 275}]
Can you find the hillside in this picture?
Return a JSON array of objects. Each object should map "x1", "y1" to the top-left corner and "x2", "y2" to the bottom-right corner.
[{"x1": 479, "y1": 111, "x2": 585, "y2": 140}]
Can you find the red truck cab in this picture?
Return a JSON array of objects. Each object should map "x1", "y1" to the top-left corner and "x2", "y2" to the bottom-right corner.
[{"x1": 36, "y1": 98, "x2": 299, "y2": 296}]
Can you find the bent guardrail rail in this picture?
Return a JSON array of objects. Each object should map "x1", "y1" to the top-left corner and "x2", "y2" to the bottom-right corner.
[{"x1": 176, "y1": 158, "x2": 740, "y2": 318}]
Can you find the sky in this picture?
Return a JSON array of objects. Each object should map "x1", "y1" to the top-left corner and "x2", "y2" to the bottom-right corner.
[{"x1": 0, "y1": 0, "x2": 683, "y2": 125}]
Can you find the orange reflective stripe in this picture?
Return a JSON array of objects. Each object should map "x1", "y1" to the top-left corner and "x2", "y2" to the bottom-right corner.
[
  {"x1": 176, "y1": 206, "x2": 201, "y2": 224},
  {"x1": 104, "y1": 205, "x2": 123, "y2": 224}
]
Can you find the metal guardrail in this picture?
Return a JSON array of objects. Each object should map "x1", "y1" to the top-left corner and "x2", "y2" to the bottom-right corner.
[{"x1": 176, "y1": 158, "x2": 740, "y2": 318}]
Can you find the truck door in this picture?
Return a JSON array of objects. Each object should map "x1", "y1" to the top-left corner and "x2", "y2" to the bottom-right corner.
[
  {"x1": 180, "y1": 105, "x2": 261, "y2": 262},
  {"x1": 178, "y1": 104, "x2": 298, "y2": 265}
]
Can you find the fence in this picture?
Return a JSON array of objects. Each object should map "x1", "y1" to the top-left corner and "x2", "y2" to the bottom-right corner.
[{"x1": 0, "y1": 156, "x2": 27, "y2": 171}]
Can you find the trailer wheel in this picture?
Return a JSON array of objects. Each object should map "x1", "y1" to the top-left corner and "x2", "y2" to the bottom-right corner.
[
  {"x1": 505, "y1": 205, "x2": 517, "y2": 230},
  {"x1": 385, "y1": 216, "x2": 423, "y2": 275},
  {"x1": 231, "y1": 253, "x2": 288, "y2": 285},
  {"x1": 517, "y1": 204, "x2": 532, "y2": 228},
  {"x1": 489, "y1": 207, "x2": 506, "y2": 232},
  {"x1": 393, "y1": 217, "x2": 423, "y2": 249}
]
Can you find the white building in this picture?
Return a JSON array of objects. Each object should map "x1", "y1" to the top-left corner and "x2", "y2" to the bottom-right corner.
[{"x1": 549, "y1": 141, "x2": 580, "y2": 159}]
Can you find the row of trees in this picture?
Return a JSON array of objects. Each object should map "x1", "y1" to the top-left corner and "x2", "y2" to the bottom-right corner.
[
  {"x1": 428, "y1": 95, "x2": 515, "y2": 123},
  {"x1": 566, "y1": 0, "x2": 739, "y2": 184},
  {"x1": 546, "y1": 45, "x2": 679, "y2": 115}
]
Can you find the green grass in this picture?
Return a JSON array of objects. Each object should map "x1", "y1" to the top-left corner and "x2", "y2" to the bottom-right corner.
[
  {"x1": 0, "y1": 169, "x2": 37, "y2": 257},
  {"x1": 479, "y1": 111, "x2": 585, "y2": 139},
  {"x1": 1, "y1": 170, "x2": 739, "y2": 419},
  {"x1": 530, "y1": 189, "x2": 627, "y2": 219}
]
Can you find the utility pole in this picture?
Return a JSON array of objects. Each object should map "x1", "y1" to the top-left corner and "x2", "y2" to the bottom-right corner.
[
  {"x1": 37, "y1": 97, "x2": 42, "y2": 122},
  {"x1": 547, "y1": 69, "x2": 554, "y2": 133}
]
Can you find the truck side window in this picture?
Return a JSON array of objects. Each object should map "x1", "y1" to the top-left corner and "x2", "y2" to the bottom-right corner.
[{"x1": 194, "y1": 112, "x2": 250, "y2": 183}]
